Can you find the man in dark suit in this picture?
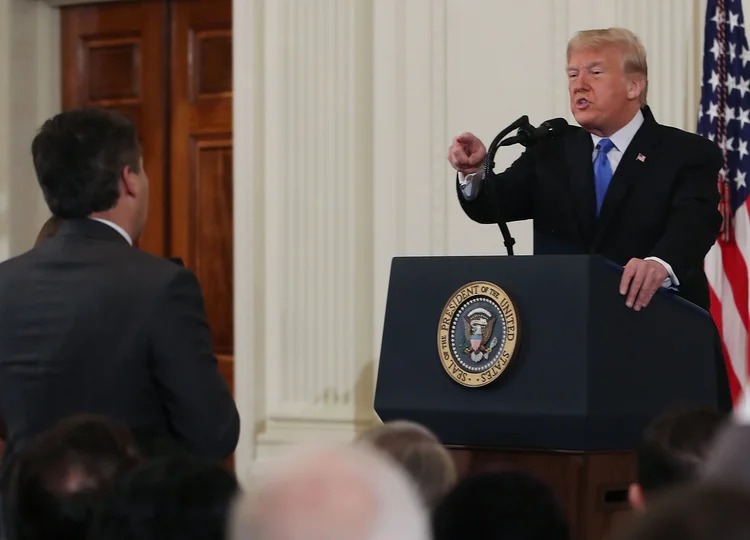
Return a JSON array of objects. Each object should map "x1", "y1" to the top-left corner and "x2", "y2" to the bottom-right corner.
[
  {"x1": 627, "y1": 407, "x2": 724, "y2": 511},
  {"x1": 448, "y1": 28, "x2": 730, "y2": 412},
  {"x1": 0, "y1": 108, "x2": 240, "y2": 467},
  {"x1": 448, "y1": 28, "x2": 722, "y2": 313}
]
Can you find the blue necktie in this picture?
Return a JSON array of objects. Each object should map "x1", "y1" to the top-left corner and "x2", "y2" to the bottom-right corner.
[{"x1": 594, "y1": 138, "x2": 615, "y2": 215}]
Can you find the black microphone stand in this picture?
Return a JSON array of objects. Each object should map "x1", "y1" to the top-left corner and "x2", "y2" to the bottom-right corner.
[{"x1": 481, "y1": 115, "x2": 532, "y2": 256}]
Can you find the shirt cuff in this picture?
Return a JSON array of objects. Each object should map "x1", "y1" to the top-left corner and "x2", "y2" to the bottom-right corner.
[
  {"x1": 458, "y1": 171, "x2": 484, "y2": 201},
  {"x1": 645, "y1": 256, "x2": 679, "y2": 289}
]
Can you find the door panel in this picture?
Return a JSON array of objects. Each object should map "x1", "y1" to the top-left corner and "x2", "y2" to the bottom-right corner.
[
  {"x1": 170, "y1": 0, "x2": 234, "y2": 378},
  {"x1": 61, "y1": 0, "x2": 168, "y2": 256}
]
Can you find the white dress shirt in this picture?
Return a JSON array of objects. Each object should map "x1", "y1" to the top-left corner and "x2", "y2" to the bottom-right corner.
[
  {"x1": 89, "y1": 217, "x2": 133, "y2": 246},
  {"x1": 457, "y1": 109, "x2": 678, "y2": 288}
]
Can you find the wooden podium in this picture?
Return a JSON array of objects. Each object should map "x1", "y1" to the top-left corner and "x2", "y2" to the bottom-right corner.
[
  {"x1": 374, "y1": 256, "x2": 724, "y2": 540},
  {"x1": 449, "y1": 448, "x2": 635, "y2": 540}
]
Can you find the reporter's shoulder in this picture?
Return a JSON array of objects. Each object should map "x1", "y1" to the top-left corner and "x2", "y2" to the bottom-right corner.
[
  {"x1": 0, "y1": 250, "x2": 31, "y2": 276},
  {"x1": 126, "y1": 249, "x2": 198, "y2": 285}
]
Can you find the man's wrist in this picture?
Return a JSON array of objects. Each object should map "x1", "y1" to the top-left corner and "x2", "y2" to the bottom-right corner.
[{"x1": 644, "y1": 256, "x2": 679, "y2": 289}]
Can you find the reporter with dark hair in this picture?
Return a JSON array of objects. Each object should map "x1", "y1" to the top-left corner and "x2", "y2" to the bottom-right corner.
[
  {"x1": 628, "y1": 406, "x2": 725, "y2": 510},
  {"x1": 0, "y1": 108, "x2": 240, "y2": 473},
  {"x1": 5, "y1": 414, "x2": 142, "y2": 540},
  {"x1": 89, "y1": 455, "x2": 239, "y2": 540},
  {"x1": 613, "y1": 485, "x2": 750, "y2": 540}
]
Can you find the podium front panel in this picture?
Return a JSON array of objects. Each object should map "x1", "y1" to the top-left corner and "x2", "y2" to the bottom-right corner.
[{"x1": 375, "y1": 255, "x2": 722, "y2": 451}]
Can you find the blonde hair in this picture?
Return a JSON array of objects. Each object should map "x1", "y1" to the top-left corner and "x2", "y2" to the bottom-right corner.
[{"x1": 567, "y1": 28, "x2": 648, "y2": 106}]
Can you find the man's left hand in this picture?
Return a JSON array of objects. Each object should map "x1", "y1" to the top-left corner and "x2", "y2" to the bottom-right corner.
[{"x1": 619, "y1": 258, "x2": 668, "y2": 311}]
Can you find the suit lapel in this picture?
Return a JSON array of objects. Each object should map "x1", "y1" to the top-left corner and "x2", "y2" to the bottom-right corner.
[
  {"x1": 590, "y1": 112, "x2": 660, "y2": 250},
  {"x1": 565, "y1": 129, "x2": 597, "y2": 245}
]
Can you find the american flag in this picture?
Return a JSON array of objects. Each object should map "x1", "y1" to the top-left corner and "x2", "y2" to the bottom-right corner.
[{"x1": 699, "y1": 0, "x2": 750, "y2": 402}]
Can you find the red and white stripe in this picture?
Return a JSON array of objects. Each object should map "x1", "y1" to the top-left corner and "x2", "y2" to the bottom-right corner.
[{"x1": 706, "y1": 200, "x2": 750, "y2": 402}]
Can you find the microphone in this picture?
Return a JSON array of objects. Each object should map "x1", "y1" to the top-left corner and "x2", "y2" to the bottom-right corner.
[
  {"x1": 480, "y1": 115, "x2": 567, "y2": 257},
  {"x1": 499, "y1": 118, "x2": 568, "y2": 147},
  {"x1": 480, "y1": 114, "x2": 531, "y2": 258}
]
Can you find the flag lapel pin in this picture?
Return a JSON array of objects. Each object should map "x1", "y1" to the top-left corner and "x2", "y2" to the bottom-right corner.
[{"x1": 636, "y1": 153, "x2": 646, "y2": 162}]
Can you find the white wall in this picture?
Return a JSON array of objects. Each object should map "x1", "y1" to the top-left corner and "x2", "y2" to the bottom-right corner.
[
  {"x1": 233, "y1": 0, "x2": 376, "y2": 480},
  {"x1": 0, "y1": 0, "x2": 60, "y2": 257},
  {"x1": 233, "y1": 0, "x2": 725, "y2": 480}
]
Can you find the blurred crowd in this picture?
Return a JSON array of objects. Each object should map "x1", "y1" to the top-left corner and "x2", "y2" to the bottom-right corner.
[{"x1": 1, "y1": 402, "x2": 748, "y2": 540}]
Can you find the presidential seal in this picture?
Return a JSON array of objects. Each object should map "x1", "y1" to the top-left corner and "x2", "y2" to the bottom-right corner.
[{"x1": 437, "y1": 281, "x2": 519, "y2": 388}]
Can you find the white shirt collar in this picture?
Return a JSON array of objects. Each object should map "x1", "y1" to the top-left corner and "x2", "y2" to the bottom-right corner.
[
  {"x1": 590, "y1": 108, "x2": 645, "y2": 154},
  {"x1": 89, "y1": 217, "x2": 133, "y2": 246}
]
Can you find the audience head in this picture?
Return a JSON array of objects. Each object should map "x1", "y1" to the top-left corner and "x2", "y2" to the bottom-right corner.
[
  {"x1": 703, "y1": 390, "x2": 750, "y2": 488},
  {"x1": 90, "y1": 454, "x2": 239, "y2": 540},
  {"x1": 31, "y1": 107, "x2": 149, "y2": 242},
  {"x1": 432, "y1": 468, "x2": 569, "y2": 540},
  {"x1": 355, "y1": 420, "x2": 456, "y2": 508},
  {"x1": 629, "y1": 406, "x2": 725, "y2": 511},
  {"x1": 566, "y1": 27, "x2": 648, "y2": 137},
  {"x1": 613, "y1": 484, "x2": 750, "y2": 540},
  {"x1": 8, "y1": 414, "x2": 142, "y2": 540},
  {"x1": 229, "y1": 443, "x2": 430, "y2": 540},
  {"x1": 33, "y1": 215, "x2": 62, "y2": 246}
]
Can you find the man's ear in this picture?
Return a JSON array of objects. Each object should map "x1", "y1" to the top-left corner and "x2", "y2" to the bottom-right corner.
[
  {"x1": 121, "y1": 164, "x2": 139, "y2": 197},
  {"x1": 628, "y1": 482, "x2": 646, "y2": 511},
  {"x1": 626, "y1": 75, "x2": 645, "y2": 102}
]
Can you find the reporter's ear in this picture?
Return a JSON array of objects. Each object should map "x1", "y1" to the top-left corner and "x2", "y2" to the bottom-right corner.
[{"x1": 628, "y1": 482, "x2": 646, "y2": 511}]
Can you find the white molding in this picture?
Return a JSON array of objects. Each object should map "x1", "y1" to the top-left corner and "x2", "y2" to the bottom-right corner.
[
  {"x1": 232, "y1": 0, "x2": 264, "y2": 484},
  {"x1": 429, "y1": 0, "x2": 449, "y2": 256},
  {"x1": 0, "y1": 0, "x2": 60, "y2": 261},
  {"x1": 237, "y1": 0, "x2": 376, "y2": 465},
  {"x1": 372, "y1": 0, "x2": 449, "y2": 375}
]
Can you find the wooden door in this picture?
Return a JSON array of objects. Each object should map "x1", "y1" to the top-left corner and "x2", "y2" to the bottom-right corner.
[
  {"x1": 170, "y1": 0, "x2": 234, "y2": 388},
  {"x1": 60, "y1": 0, "x2": 234, "y2": 389},
  {"x1": 61, "y1": 0, "x2": 169, "y2": 256}
]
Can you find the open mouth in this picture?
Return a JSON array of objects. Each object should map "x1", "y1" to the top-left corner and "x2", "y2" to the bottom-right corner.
[{"x1": 576, "y1": 97, "x2": 591, "y2": 109}]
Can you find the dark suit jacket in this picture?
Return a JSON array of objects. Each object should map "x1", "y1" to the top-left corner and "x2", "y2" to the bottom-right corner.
[
  {"x1": 458, "y1": 106, "x2": 723, "y2": 311},
  {"x1": 0, "y1": 219, "x2": 239, "y2": 465}
]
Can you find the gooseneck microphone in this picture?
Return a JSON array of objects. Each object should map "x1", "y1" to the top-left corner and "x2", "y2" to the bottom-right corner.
[
  {"x1": 483, "y1": 115, "x2": 530, "y2": 181},
  {"x1": 499, "y1": 118, "x2": 569, "y2": 147},
  {"x1": 481, "y1": 116, "x2": 568, "y2": 256}
]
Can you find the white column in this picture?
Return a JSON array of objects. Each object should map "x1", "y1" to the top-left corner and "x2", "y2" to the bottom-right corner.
[
  {"x1": 233, "y1": 0, "x2": 375, "y2": 478},
  {"x1": 232, "y1": 0, "x2": 264, "y2": 484},
  {"x1": 372, "y1": 0, "x2": 450, "y2": 372},
  {"x1": 0, "y1": 0, "x2": 60, "y2": 259}
]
